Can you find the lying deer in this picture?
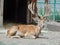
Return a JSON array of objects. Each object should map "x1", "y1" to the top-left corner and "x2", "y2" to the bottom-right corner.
[{"x1": 6, "y1": 16, "x2": 47, "y2": 39}]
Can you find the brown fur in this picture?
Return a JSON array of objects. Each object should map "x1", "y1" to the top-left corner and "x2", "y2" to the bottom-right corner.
[
  {"x1": 6, "y1": 16, "x2": 47, "y2": 39},
  {"x1": 7, "y1": 26, "x2": 18, "y2": 38},
  {"x1": 7, "y1": 24, "x2": 41, "y2": 38},
  {"x1": 17, "y1": 25, "x2": 41, "y2": 38}
]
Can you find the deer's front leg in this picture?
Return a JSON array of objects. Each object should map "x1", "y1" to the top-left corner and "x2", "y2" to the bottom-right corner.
[
  {"x1": 16, "y1": 31, "x2": 25, "y2": 38},
  {"x1": 24, "y1": 33, "x2": 36, "y2": 39}
]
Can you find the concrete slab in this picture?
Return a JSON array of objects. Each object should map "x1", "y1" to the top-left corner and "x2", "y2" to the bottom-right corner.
[
  {"x1": 0, "y1": 21, "x2": 60, "y2": 45},
  {"x1": 0, "y1": 31, "x2": 60, "y2": 45}
]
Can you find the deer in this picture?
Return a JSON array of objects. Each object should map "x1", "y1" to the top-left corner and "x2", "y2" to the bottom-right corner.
[
  {"x1": 6, "y1": 0, "x2": 49, "y2": 39},
  {"x1": 6, "y1": 15, "x2": 47, "y2": 39}
]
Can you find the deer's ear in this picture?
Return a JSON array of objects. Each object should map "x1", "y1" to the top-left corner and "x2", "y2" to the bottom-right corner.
[{"x1": 38, "y1": 15, "x2": 42, "y2": 20}]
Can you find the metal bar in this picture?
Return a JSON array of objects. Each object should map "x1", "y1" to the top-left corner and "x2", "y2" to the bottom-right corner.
[
  {"x1": 37, "y1": 2, "x2": 60, "y2": 4},
  {"x1": 53, "y1": 0, "x2": 56, "y2": 21}
]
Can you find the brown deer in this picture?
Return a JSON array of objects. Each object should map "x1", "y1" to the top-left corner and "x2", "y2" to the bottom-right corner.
[{"x1": 6, "y1": 15, "x2": 47, "y2": 39}]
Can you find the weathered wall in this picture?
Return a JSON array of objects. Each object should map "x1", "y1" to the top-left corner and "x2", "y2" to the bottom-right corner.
[{"x1": 0, "y1": 0, "x2": 4, "y2": 27}]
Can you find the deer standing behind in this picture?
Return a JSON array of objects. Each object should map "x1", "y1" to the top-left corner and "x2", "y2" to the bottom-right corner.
[{"x1": 6, "y1": 16, "x2": 47, "y2": 39}]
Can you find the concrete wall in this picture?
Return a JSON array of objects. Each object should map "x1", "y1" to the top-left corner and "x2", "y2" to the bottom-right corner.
[{"x1": 0, "y1": 0, "x2": 4, "y2": 27}]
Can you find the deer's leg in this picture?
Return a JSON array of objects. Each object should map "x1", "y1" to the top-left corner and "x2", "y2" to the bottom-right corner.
[
  {"x1": 35, "y1": 35, "x2": 39, "y2": 38},
  {"x1": 9, "y1": 36, "x2": 20, "y2": 38},
  {"x1": 30, "y1": 35, "x2": 36, "y2": 39},
  {"x1": 25, "y1": 34, "x2": 36, "y2": 39},
  {"x1": 16, "y1": 31, "x2": 25, "y2": 38},
  {"x1": 7, "y1": 30, "x2": 17, "y2": 38}
]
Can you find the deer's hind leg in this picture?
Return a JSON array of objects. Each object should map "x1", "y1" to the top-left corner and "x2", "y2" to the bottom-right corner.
[
  {"x1": 7, "y1": 30, "x2": 17, "y2": 38},
  {"x1": 7, "y1": 26, "x2": 18, "y2": 38}
]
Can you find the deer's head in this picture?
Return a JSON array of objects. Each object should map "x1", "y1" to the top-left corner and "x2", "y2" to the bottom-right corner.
[{"x1": 32, "y1": 15, "x2": 48, "y2": 29}]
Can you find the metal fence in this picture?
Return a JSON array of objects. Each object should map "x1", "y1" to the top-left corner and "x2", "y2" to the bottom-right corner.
[{"x1": 37, "y1": 0, "x2": 60, "y2": 22}]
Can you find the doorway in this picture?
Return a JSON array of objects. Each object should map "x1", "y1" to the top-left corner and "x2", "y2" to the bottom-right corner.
[{"x1": 3, "y1": 0, "x2": 27, "y2": 24}]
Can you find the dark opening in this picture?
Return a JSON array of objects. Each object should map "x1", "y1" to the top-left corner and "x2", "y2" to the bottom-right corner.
[{"x1": 3, "y1": 0, "x2": 27, "y2": 24}]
